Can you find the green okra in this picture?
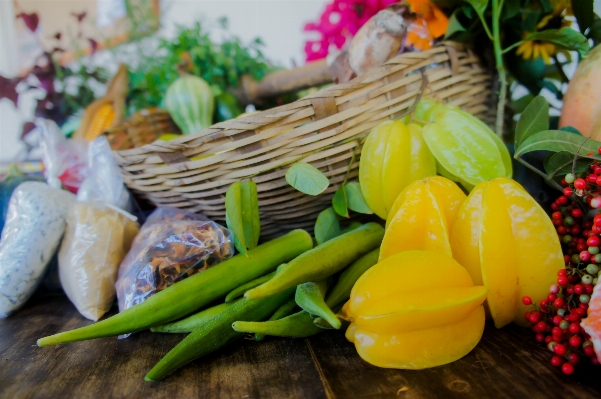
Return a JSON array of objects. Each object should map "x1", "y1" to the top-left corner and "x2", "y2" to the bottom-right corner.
[
  {"x1": 225, "y1": 271, "x2": 276, "y2": 303},
  {"x1": 295, "y1": 280, "x2": 340, "y2": 329},
  {"x1": 37, "y1": 230, "x2": 313, "y2": 346},
  {"x1": 323, "y1": 248, "x2": 380, "y2": 308},
  {"x1": 254, "y1": 298, "x2": 298, "y2": 341},
  {"x1": 151, "y1": 300, "x2": 240, "y2": 333},
  {"x1": 145, "y1": 287, "x2": 295, "y2": 382},
  {"x1": 313, "y1": 304, "x2": 348, "y2": 330},
  {"x1": 232, "y1": 309, "x2": 322, "y2": 338},
  {"x1": 245, "y1": 223, "x2": 384, "y2": 300}
]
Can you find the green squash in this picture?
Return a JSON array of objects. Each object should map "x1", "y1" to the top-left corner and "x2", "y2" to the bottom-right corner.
[
  {"x1": 0, "y1": 164, "x2": 44, "y2": 232},
  {"x1": 165, "y1": 74, "x2": 215, "y2": 134}
]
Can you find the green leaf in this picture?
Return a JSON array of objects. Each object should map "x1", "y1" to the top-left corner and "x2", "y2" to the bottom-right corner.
[
  {"x1": 571, "y1": 0, "x2": 594, "y2": 34},
  {"x1": 332, "y1": 185, "x2": 349, "y2": 218},
  {"x1": 525, "y1": 28, "x2": 590, "y2": 58},
  {"x1": 501, "y1": 0, "x2": 521, "y2": 20},
  {"x1": 286, "y1": 163, "x2": 330, "y2": 196},
  {"x1": 344, "y1": 182, "x2": 373, "y2": 214},
  {"x1": 515, "y1": 95, "x2": 549, "y2": 148},
  {"x1": 511, "y1": 94, "x2": 535, "y2": 114},
  {"x1": 225, "y1": 180, "x2": 260, "y2": 256},
  {"x1": 445, "y1": 9, "x2": 467, "y2": 39},
  {"x1": 516, "y1": 130, "x2": 601, "y2": 159},
  {"x1": 559, "y1": 126, "x2": 583, "y2": 135},
  {"x1": 463, "y1": 0, "x2": 489, "y2": 21},
  {"x1": 544, "y1": 151, "x2": 590, "y2": 178},
  {"x1": 589, "y1": 19, "x2": 601, "y2": 45},
  {"x1": 314, "y1": 208, "x2": 341, "y2": 245}
]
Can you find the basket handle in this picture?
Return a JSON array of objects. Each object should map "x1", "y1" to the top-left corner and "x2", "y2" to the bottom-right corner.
[{"x1": 231, "y1": 59, "x2": 332, "y2": 105}]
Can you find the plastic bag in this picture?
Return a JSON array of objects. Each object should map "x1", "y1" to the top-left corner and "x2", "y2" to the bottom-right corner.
[
  {"x1": 59, "y1": 203, "x2": 139, "y2": 321},
  {"x1": 0, "y1": 182, "x2": 75, "y2": 317},
  {"x1": 115, "y1": 207, "x2": 234, "y2": 313},
  {"x1": 77, "y1": 136, "x2": 132, "y2": 211},
  {"x1": 38, "y1": 119, "x2": 88, "y2": 193}
]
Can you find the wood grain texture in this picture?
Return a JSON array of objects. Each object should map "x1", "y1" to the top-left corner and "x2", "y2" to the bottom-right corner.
[{"x1": 1, "y1": 296, "x2": 600, "y2": 399}]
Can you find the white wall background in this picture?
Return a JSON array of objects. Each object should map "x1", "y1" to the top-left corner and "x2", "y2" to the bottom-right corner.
[{"x1": 0, "y1": 0, "x2": 325, "y2": 161}]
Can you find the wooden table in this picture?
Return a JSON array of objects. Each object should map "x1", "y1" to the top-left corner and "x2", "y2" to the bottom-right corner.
[{"x1": 1, "y1": 295, "x2": 600, "y2": 399}]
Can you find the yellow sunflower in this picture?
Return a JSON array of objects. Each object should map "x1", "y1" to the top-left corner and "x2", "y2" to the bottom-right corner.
[{"x1": 516, "y1": 37, "x2": 557, "y2": 64}]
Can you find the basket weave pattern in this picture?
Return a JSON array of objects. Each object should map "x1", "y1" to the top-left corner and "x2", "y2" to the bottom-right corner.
[{"x1": 114, "y1": 43, "x2": 493, "y2": 238}]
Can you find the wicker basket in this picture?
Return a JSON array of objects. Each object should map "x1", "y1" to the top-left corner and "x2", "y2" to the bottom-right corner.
[
  {"x1": 105, "y1": 108, "x2": 181, "y2": 151},
  {"x1": 114, "y1": 43, "x2": 493, "y2": 238}
]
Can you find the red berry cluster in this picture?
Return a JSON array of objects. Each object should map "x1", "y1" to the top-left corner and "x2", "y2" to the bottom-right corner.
[{"x1": 526, "y1": 165, "x2": 601, "y2": 375}]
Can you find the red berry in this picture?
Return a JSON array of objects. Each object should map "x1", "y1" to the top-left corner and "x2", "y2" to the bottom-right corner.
[
  {"x1": 576, "y1": 243, "x2": 587, "y2": 252},
  {"x1": 588, "y1": 174, "x2": 598, "y2": 183},
  {"x1": 557, "y1": 276, "x2": 569, "y2": 286},
  {"x1": 573, "y1": 308, "x2": 586, "y2": 317},
  {"x1": 569, "y1": 335, "x2": 582, "y2": 347},
  {"x1": 562, "y1": 363, "x2": 575, "y2": 375},
  {"x1": 522, "y1": 296, "x2": 532, "y2": 305},
  {"x1": 571, "y1": 225, "x2": 581, "y2": 235},
  {"x1": 558, "y1": 195, "x2": 569, "y2": 205},
  {"x1": 569, "y1": 323, "x2": 581, "y2": 334},
  {"x1": 580, "y1": 251, "x2": 591, "y2": 262},
  {"x1": 558, "y1": 226, "x2": 568, "y2": 235},
  {"x1": 558, "y1": 269, "x2": 568, "y2": 276},
  {"x1": 588, "y1": 236, "x2": 600, "y2": 246},
  {"x1": 567, "y1": 286, "x2": 574, "y2": 295},
  {"x1": 529, "y1": 312, "x2": 541, "y2": 324},
  {"x1": 547, "y1": 293, "x2": 557, "y2": 302},
  {"x1": 564, "y1": 255, "x2": 572, "y2": 263},
  {"x1": 552, "y1": 211, "x2": 562, "y2": 220},
  {"x1": 585, "y1": 284, "x2": 594, "y2": 295},
  {"x1": 564, "y1": 187, "x2": 574, "y2": 197},
  {"x1": 554, "y1": 344, "x2": 567, "y2": 356},
  {"x1": 594, "y1": 166, "x2": 601, "y2": 175},
  {"x1": 554, "y1": 298, "x2": 565, "y2": 309},
  {"x1": 584, "y1": 345, "x2": 596, "y2": 357},
  {"x1": 552, "y1": 327, "x2": 563, "y2": 337},
  {"x1": 536, "y1": 333, "x2": 545, "y2": 342},
  {"x1": 551, "y1": 202, "x2": 560, "y2": 210},
  {"x1": 579, "y1": 303, "x2": 589, "y2": 310},
  {"x1": 552, "y1": 315, "x2": 563, "y2": 325},
  {"x1": 571, "y1": 208, "x2": 583, "y2": 218},
  {"x1": 569, "y1": 352, "x2": 580, "y2": 365},
  {"x1": 574, "y1": 178, "x2": 587, "y2": 190},
  {"x1": 551, "y1": 356, "x2": 563, "y2": 367},
  {"x1": 574, "y1": 284, "x2": 585, "y2": 295},
  {"x1": 545, "y1": 335, "x2": 553, "y2": 344}
]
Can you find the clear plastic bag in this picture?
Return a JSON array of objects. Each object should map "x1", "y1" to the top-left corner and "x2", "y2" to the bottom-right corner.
[
  {"x1": 38, "y1": 119, "x2": 88, "y2": 193},
  {"x1": 77, "y1": 136, "x2": 132, "y2": 212},
  {"x1": 0, "y1": 182, "x2": 75, "y2": 317},
  {"x1": 59, "y1": 203, "x2": 140, "y2": 321},
  {"x1": 115, "y1": 207, "x2": 234, "y2": 313}
]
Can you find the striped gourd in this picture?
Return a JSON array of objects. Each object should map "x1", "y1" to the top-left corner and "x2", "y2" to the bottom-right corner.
[{"x1": 165, "y1": 74, "x2": 215, "y2": 134}]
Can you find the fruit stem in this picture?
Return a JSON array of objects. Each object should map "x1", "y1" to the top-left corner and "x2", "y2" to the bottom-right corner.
[
  {"x1": 492, "y1": 0, "x2": 506, "y2": 139},
  {"x1": 514, "y1": 156, "x2": 564, "y2": 192}
]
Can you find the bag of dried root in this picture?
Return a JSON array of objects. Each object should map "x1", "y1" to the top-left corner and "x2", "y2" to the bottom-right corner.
[
  {"x1": 115, "y1": 207, "x2": 234, "y2": 314},
  {"x1": 58, "y1": 203, "x2": 139, "y2": 321}
]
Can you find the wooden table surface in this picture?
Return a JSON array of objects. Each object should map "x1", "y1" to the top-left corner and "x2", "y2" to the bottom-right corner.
[{"x1": 1, "y1": 295, "x2": 600, "y2": 399}]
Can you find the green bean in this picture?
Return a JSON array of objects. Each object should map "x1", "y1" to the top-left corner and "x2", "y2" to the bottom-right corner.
[
  {"x1": 254, "y1": 298, "x2": 298, "y2": 341},
  {"x1": 150, "y1": 300, "x2": 240, "y2": 333},
  {"x1": 145, "y1": 287, "x2": 294, "y2": 382},
  {"x1": 37, "y1": 230, "x2": 313, "y2": 346},
  {"x1": 245, "y1": 223, "x2": 384, "y2": 300}
]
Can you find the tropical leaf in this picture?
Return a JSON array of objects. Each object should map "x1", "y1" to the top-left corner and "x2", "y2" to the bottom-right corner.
[
  {"x1": 344, "y1": 182, "x2": 373, "y2": 214},
  {"x1": 516, "y1": 130, "x2": 601, "y2": 159},
  {"x1": 515, "y1": 95, "x2": 549, "y2": 148},
  {"x1": 314, "y1": 208, "x2": 341, "y2": 245},
  {"x1": 286, "y1": 163, "x2": 330, "y2": 196},
  {"x1": 332, "y1": 185, "x2": 349, "y2": 218}
]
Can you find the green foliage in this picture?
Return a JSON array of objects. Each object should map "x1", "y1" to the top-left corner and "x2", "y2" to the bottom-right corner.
[
  {"x1": 225, "y1": 180, "x2": 260, "y2": 256},
  {"x1": 126, "y1": 19, "x2": 275, "y2": 114},
  {"x1": 571, "y1": 0, "x2": 594, "y2": 34},
  {"x1": 515, "y1": 95, "x2": 549, "y2": 148},
  {"x1": 286, "y1": 163, "x2": 330, "y2": 196},
  {"x1": 525, "y1": 28, "x2": 590, "y2": 58},
  {"x1": 314, "y1": 208, "x2": 341, "y2": 245}
]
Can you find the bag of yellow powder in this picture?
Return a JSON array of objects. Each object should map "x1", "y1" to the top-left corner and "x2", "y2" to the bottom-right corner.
[{"x1": 58, "y1": 203, "x2": 139, "y2": 321}]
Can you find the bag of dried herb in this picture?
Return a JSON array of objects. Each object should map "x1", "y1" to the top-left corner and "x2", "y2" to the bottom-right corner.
[{"x1": 115, "y1": 207, "x2": 234, "y2": 316}]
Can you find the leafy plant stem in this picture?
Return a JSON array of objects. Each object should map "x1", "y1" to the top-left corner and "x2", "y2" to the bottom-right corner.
[
  {"x1": 502, "y1": 41, "x2": 525, "y2": 54},
  {"x1": 514, "y1": 155, "x2": 564, "y2": 191},
  {"x1": 492, "y1": 0, "x2": 507, "y2": 138}
]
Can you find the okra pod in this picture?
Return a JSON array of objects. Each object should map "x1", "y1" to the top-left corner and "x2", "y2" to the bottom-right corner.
[
  {"x1": 232, "y1": 309, "x2": 322, "y2": 338},
  {"x1": 225, "y1": 271, "x2": 276, "y2": 303},
  {"x1": 313, "y1": 304, "x2": 348, "y2": 330},
  {"x1": 145, "y1": 287, "x2": 295, "y2": 381},
  {"x1": 245, "y1": 223, "x2": 384, "y2": 300},
  {"x1": 151, "y1": 300, "x2": 240, "y2": 333},
  {"x1": 254, "y1": 298, "x2": 298, "y2": 341},
  {"x1": 324, "y1": 248, "x2": 380, "y2": 308},
  {"x1": 295, "y1": 281, "x2": 340, "y2": 329},
  {"x1": 37, "y1": 230, "x2": 313, "y2": 346}
]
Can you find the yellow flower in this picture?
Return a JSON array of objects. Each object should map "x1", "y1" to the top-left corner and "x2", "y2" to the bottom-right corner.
[{"x1": 516, "y1": 36, "x2": 557, "y2": 64}]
